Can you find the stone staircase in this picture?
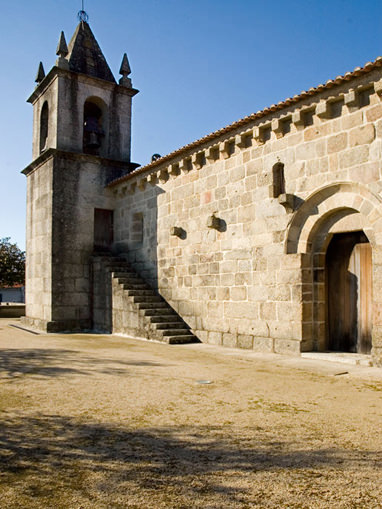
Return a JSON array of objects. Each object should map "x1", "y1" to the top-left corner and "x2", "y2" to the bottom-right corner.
[{"x1": 109, "y1": 260, "x2": 198, "y2": 344}]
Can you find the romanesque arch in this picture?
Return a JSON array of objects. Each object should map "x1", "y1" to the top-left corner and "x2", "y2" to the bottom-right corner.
[
  {"x1": 285, "y1": 182, "x2": 382, "y2": 254},
  {"x1": 285, "y1": 182, "x2": 382, "y2": 356}
]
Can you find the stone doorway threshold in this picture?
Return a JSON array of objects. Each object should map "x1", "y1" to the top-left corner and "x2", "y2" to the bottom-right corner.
[{"x1": 301, "y1": 352, "x2": 373, "y2": 367}]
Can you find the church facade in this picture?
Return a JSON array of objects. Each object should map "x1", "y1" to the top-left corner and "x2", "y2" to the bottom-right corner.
[{"x1": 22, "y1": 21, "x2": 382, "y2": 366}]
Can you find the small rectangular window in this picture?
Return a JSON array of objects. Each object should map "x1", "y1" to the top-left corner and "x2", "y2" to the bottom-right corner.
[{"x1": 131, "y1": 212, "x2": 143, "y2": 244}]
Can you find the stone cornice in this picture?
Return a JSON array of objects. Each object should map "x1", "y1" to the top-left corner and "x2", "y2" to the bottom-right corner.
[
  {"x1": 22, "y1": 148, "x2": 138, "y2": 176},
  {"x1": 28, "y1": 67, "x2": 139, "y2": 104},
  {"x1": 108, "y1": 56, "x2": 382, "y2": 189}
]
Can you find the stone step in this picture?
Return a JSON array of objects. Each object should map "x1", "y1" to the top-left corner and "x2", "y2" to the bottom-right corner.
[
  {"x1": 165, "y1": 334, "x2": 198, "y2": 344},
  {"x1": 141, "y1": 309, "x2": 178, "y2": 317},
  {"x1": 160, "y1": 329, "x2": 192, "y2": 336},
  {"x1": 149, "y1": 315, "x2": 183, "y2": 323},
  {"x1": 132, "y1": 295, "x2": 163, "y2": 304},
  {"x1": 117, "y1": 275, "x2": 142, "y2": 282},
  {"x1": 137, "y1": 302, "x2": 168, "y2": 310},
  {"x1": 109, "y1": 268, "x2": 131, "y2": 274},
  {"x1": 112, "y1": 271, "x2": 139, "y2": 279},
  {"x1": 109, "y1": 258, "x2": 196, "y2": 345},
  {"x1": 154, "y1": 322, "x2": 187, "y2": 330},
  {"x1": 125, "y1": 289, "x2": 157, "y2": 297},
  {"x1": 124, "y1": 283, "x2": 150, "y2": 290}
]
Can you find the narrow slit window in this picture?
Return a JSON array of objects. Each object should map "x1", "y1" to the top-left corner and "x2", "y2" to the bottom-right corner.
[{"x1": 272, "y1": 163, "x2": 285, "y2": 198}]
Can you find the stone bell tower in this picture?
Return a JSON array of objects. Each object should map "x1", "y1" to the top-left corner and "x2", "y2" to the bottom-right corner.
[{"x1": 22, "y1": 18, "x2": 139, "y2": 332}]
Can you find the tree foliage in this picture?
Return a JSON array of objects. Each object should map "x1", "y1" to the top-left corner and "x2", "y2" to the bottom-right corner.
[{"x1": 0, "y1": 238, "x2": 25, "y2": 287}]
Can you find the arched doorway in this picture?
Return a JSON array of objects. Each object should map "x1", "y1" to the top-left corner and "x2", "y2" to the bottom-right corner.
[
  {"x1": 326, "y1": 231, "x2": 372, "y2": 354},
  {"x1": 285, "y1": 182, "x2": 382, "y2": 360}
]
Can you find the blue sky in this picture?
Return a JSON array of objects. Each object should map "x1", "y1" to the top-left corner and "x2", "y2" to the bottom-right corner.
[{"x1": 1, "y1": 0, "x2": 382, "y2": 250}]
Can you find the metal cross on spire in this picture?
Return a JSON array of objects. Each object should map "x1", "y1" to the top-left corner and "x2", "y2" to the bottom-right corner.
[{"x1": 78, "y1": 0, "x2": 89, "y2": 22}]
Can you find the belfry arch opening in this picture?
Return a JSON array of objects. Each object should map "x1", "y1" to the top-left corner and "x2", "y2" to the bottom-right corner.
[
  {"x1": 40, "y1": 101, "x2": 49, "y2": 153},
  {"x1": 83, "y1": 98, "x2": 105, "y2": 155}
]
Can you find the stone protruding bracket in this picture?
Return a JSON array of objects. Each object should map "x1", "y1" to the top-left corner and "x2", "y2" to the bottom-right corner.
[
  {"x1": 220, "y1": 140, "x2": 235, "y2": 159},
  {"x1": 56, "y1": 31, "x2": 69, "y2": 70},
  {"x1": 271, "y1": 119, "x2": 283, "y2": 139},
  {"x1": 207, "y1": 214, "x2": 223, "y2": 230},
  {"x1": 206, "y1": 146, "x2": 219, "y2": 162},
  {"x1": 192, "y1": 152, "x2": 205, "y2": 170},
  {"x1": 374, "y1": 80, "x2": 382, "y2": 97},
  {"x1": 235, "y1": 130, "x2": 253, "y2": 148},
  {"x1": 35, "y1": 62, "x2": 46, "y2": 85},
  {"x1": 119, "y1": 53, "x2": 132, "y2": 88},
  {"x1": 128, "y1": 182, "x2": 137, "y2": 194},
  {"x1": 292, "y1": 110, "x2": 304, "y2": 129},
  {"x1": 179, "y1": 158, "x2": 192, "y2": 174},
  {"x1": 170, "y1": 226, "x2": 186, "y2": 239},
  {"x1": 159, "y1": 168, "x2": 169, "y2": 183},
  {"x1": 278, "y1": 193, "x2": 295, "y2": 212},
  {"x1": 137, "y1": 177, "x2": 147, "y2": 190},
  {"x1": 344, "y1": 90, "x2": 358, "y2": 110},
  {"x1": 316, "y1": 100, "x2": 330, "y2": 119},
  {"x1": 148, "y1": 173, "x2": 158, "y2": 185},
  {"x1": 169, "y1": 163, "x2": 180, "y2": 178}
]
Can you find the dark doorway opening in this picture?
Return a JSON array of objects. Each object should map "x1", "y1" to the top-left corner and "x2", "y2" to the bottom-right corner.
[
  {"x1": 326, "y1": 231, "x2": 372, "y2": 354},
  {"x1": 94, "y1": 208, "x2": 113, "y2": 252}
]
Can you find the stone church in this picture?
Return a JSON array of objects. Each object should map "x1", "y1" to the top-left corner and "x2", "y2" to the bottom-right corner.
[{"x1": 22, "y1": 19, "x2": 382, "y2": 366}]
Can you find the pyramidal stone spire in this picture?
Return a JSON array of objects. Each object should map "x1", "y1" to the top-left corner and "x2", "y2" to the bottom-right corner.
[
  {"x1": 66, "y1": 21, "x2": 115, "y2": 82},
  {"x1": 119, "y1": 53, "x2": 132, "y2": 87},
  {"x1": 56, "y1": 31, "x2": 69, "y2": 69},
  {"x1": 35, "y1": 62, "x2": 45, "y2": 85}
]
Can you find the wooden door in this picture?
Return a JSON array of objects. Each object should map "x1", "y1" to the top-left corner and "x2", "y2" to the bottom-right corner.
[
  {"x1": 326, "y1": 232, "x2": 372, "y2": 354},
  {"x1": 353, "y1": 243, "x2": 372, "y2": 354}
]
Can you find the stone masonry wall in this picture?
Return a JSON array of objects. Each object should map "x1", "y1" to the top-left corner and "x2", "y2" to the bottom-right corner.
[
  {"x1": 112, "y1": 67, "x2": 382, "y2": 361},
  {"x1": 24, "y1": 156, "x2": 53, "y2": 328}
]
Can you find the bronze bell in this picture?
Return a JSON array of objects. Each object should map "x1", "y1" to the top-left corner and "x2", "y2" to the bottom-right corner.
[{"x1": 87, "y1": 131, "x2": 100, "y2": 148}]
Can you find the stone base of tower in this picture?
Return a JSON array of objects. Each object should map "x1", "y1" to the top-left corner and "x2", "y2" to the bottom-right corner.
[{"x1": 20, "y1": 316, "x2": 91, "y2": 333}]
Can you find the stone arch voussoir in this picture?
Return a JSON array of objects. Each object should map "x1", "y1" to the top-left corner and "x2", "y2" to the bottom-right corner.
[{"x1": 285, "y1": 182, "x2": 382, "y2": 254}]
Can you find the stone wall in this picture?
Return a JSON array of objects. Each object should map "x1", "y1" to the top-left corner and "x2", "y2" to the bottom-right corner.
[
  {"x1": 24, "y1": 155, "x2": 53, "y2": 328},
  {"x1": 112, "y1": 66, "x2": 382, "y2": 362}
]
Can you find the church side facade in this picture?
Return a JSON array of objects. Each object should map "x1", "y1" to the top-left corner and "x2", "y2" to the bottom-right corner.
[{"x1": 22, "y1": 21, "x2": 382, "y2": 366}]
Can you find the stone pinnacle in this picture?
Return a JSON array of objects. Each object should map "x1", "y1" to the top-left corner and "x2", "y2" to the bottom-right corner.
[
  {"x1": 56, "y1": 31, "x2": 69, "y2": 57},
  {"x1": 119, "y1": 53, "x2": 131, "y2": 77},
  {"x1": 119, "y1": 54, "x2": 132, "y2": 87},
  {"x1": 35, "y1": 62, "x2": 45, "y2": 84}
]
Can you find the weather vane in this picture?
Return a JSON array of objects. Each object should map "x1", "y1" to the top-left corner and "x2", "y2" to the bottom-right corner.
[{"x1": 78, "y1": 0, "x2": 89, "y2": 22}]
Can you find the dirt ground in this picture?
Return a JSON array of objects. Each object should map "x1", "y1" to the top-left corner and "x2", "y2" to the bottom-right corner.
[{"x1": 0, "y1": 318, "x2": 381, "y2": 508}]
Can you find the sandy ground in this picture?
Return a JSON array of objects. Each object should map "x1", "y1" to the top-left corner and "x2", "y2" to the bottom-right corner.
[{"x1": 0, "y1": 318, "x2": 381, "y2": 508}]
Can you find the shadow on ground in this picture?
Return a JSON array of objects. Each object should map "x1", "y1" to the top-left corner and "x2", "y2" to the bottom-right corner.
[
  {"x1": 0, "y1": 348, "x2": 163, "y2": 379},
  {"x1": 0, "y1": 414, "x2": 381, "y2": 506}
]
